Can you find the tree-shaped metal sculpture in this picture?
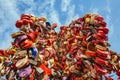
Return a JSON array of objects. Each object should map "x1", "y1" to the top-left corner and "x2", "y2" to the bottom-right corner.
[{"x1": 0, "y1": 14, "x2": 120, "y2": 80}]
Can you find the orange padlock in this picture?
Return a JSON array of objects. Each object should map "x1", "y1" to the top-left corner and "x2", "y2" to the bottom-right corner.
[
  {"x1": 21, "y1": 39, "x2": 33, "y2": 49},
  {"x1": 27, "y1": 32, "x2": 36, "y2": 42},
  {"x1": 0, "y1": 50, "x2": 8, "y2": 57},
  {"x1": 39, "y1": 64, "x2": 52, "y2": 76}
]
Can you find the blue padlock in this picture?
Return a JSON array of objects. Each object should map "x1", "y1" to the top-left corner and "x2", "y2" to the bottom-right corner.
[{"x1": 30, "y1": 47, "x2": 38, "y2": 58}]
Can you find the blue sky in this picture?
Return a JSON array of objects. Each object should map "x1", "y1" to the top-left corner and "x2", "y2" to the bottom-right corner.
[{"x1": 0, "y1": 0, "x2": 120, "y2": 79}]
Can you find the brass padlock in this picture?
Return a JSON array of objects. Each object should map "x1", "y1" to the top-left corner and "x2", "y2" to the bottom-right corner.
[
  {"x1": 29, "y1": 59, "x2": 37, "y2": 66},
  {"x1": 6, "y1": 70, "x2": 15, "y2": 80},
  {"x1": 11, "y1": 31, "x2": 25, "y2": 38},
  {"x1": 15, "y1": 56, "x2": 29, "y2": 69}
]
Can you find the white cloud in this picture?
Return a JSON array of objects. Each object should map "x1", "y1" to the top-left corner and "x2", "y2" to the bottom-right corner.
[
  {"x1": 49, "y1": 9, "x2": 61, "y2": 31},
  {"x1": 65, "y1": 5, "x2": 79, "y2": 25},
  {"x1": 0, "y1": 0, "x2": 19, "y2": 49},
  {"x1": 48, "y1": 0, "x2": 61, "y2": 31},
  {"x1": 19, "y1": 0, "x2": 37, "y2": 15},
  {"x1": 106, "y1": 15, "x2": 114, "y2": 37},
  {"x1": 106, "y1": 15, "x2": 111, "y2": 23},
  {"x1": 106, "y1": 0, "x2": 111, "y2": 13},
  {"x1": 79, "y1": 5, "x2": 84, "y2": 12},
  {"x1": 61, "y1": 0, "x2": 71, "y2": 12},
  {"x1": 105, "y1": 0, "x2": 114, "y2": 37},
  {"x1": 19, "y1": 0, "x2": 35, "y2": 6},
  {"x1": 90, "y1": 7, "x2": 99, "y2": 13},
  {"x1": 49, "y1": 0, "x2": 55, "y2": 8}
]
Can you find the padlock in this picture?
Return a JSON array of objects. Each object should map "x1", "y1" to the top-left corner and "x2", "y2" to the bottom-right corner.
[
  {"x1": 96, "y1": 49, "x2": 109, "y2": 58},
  {"x1": 30, "y1": 47, "x2": 38, "y2": 59},
  {"x1": 0, "y1": 68, "x2": 6, "y2": 76},
  {"x1": 27, "y1": 32, "x2": 36, "y2": 42},
  {"x1": 30, "y1": 16, "x2": 36, "y2": 22},
  {"x1": 111, "y1": 55, "x2": 118, "y2": 62},
  {"x1": 12, "y1": 50, "x2": 27, "y2": 60},
  {"x1": 81, "y1": 40, "x2": 87, "y2": 47},
  {"x1": 7, "y1": 46, "x2": 17, "y2": 55},
  {"x1": 85, "y1": 50, "x2": 96, "y2": 57},
  {"x1": 16, "y1": 35, "x2": 28, "y2": 44},
  {"x1": 95, "y1": 57, "x2": 108, "y2": 66},
  {"x1": 21, "y1": 14, "x2": 30, "y2": 20},
  {"x1": 29, "y1": 59, "x2": 37, "y2": 66},
  {"x1": 44, "y1": 47, "x2": 55, "y2": 58},
  {"x1": 69, "y1": 65, "x2": 76, "y2": 73},
  {"x1": 18, "y1": 65, "x2": 32, "y2": 78},
  {"x1": 90, "y1": 14, "x2": 96, "y2": 24},
  {"x1": 0, "y1": 56, "x2": 8, "y2": 62},
  {"x1": 0, "y1": 50, "x2": 8, "y2": 57},
  {"x1": 39, "y1": 64, "x2": 52, "y2": 76},
  {"x1": 84, "y1": 14, "x2": 91, "y2": 19},
  {"x1": 20, "y1": 39, "x2": 33, "y2": 49},
  {"x1": 97, "y1": 32, "x2": 108, "y2": 41},
  {"x1": 95, "y1": 44, "x2": 107, "y2": 51},
  {"x1": 6, "y1": 70, "x2": 15, "y2": 80},
  {"x1": 97, "y1": 27, "x2": 109, "y2": 34},
  {"x1": 16, "y1": 20, "x2": 24, "y2": 28},
  {"x1": 87, "y1": 42, "x2": 95, "y2": 51},
  {"x1": 110, "y1": 62, "x2": 118, "y2": 71},
  {"x1": 116, "y1": 69, "x2": 120, "y2": 76},
  {"x1": 29, "y1": 69, "x2": 35, "y2": 80},
  {"x1": 35, "y1": 66, "x2": 44, "y2": 74},
  {"x1": 89, "y1": 65, "x2": 96, "y2": 78},
  {"x1": 85, "y1": 17, "x2": 91, "y2": 24},
  {"x1": 5, "y1": 66, "x2": 11, "y2": 75},
  {"x1": 94, "y1": 64, "x2": 108, "y2": 75},
  {"x1": 15, "y1": 56, "x2": 29, "y2": 69},
  {"x1": 0, "y1": 62, "x2": 4, "y2": 71},
  {"x1": 95, "y1": 15, "x2": 104, "y2": 21},
  {"x1": 12, "y1": 31, "x2": 25, "y2": 38}
]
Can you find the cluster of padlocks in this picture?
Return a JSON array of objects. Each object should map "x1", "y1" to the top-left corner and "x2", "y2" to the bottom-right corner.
[{"x1": 0, "y1": 14, "x2": 120, "y2": 80}]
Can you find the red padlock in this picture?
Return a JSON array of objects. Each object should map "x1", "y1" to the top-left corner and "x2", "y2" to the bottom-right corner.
[
  {"x1": 95, "y1": 57, "x2": 108, "y2": 66},
  {"x1": 116, "y1": 69, "x2": 120, "y2": 76},
  {"x1": 27, "y1": 32, "x2": 36, "y2": 42},
  {"x1": 95, "y1": 16, "x2": 104, "y2": 21},
  {"x1": 0, "y1": 50, "x2": 8, "y2": 57},
  {"x1": 94, "y1": 64, "x2": 107, "y2": 75},
  {"x1": 29, "y1": 69, "x2": 35, "y2": 80},
  {"x1": 99, "y1": 21, "x2": 106, "y2": 27},
  {"x1": 75, "y1": 18, "x2": 84, "y2": 24},
  {"x1": 21, "y1": 39, "x2": 33, "y2": 49},
  {"x1": 39, "y1": 64, "x2": 52, "y2": 76},
  {"x1": 15, "y1": 20, "x2": 23, "y2": 28},
  {"x1": 52, "y1": 23, "x2": 57, "y2": 29},
  {"x1": 96, "y1": 49, "x2": 109, "y2": 57},
  {"x1": 81, "y1": 40, "x2": 87, "y2": 47},
  {"x1": 97, "y1": 27, "x2": 109, "y2": 34},
  {"x1": 85, "y1": 50, "x2": 96, "y2": 57},
  {"x1": 21, "y1": 14, "x2": 30, "y2": 20}
]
